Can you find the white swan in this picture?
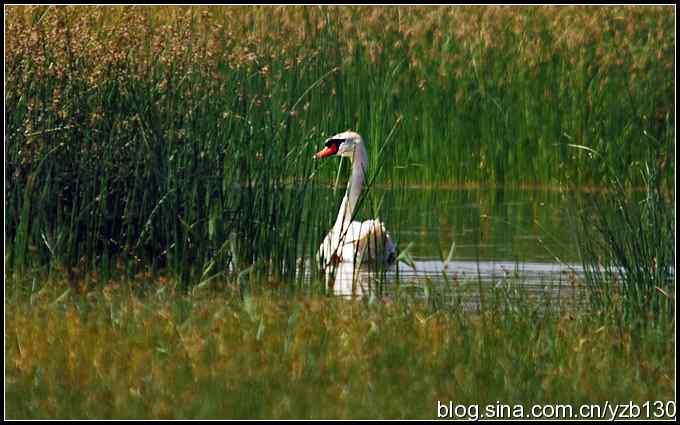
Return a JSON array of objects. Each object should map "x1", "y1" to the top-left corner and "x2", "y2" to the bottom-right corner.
[{"x1": 314, "y1": 131, "x2": 396, "y2": 270}]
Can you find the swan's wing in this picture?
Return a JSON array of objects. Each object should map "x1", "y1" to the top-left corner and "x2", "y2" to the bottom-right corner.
[
  {"x1": 318, "y1": 220, "x2": 396, "y2": 267},
  {"x1": 350, "y1": 220, "x2": 396, "y2": 265},
  {"x1": 317, "y1": 224, "x2": 363, "y2": 267},
  {"x1": 342, "y1": 221, "x2": 369, "y2": 243}
]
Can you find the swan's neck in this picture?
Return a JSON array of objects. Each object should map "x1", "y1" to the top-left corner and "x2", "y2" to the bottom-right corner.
[{"x1": 332, "y1": 143, "x2": 367, "y2": 243}]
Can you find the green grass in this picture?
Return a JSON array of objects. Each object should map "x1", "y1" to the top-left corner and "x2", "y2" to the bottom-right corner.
[{"x1": 5, "y1": 276, "x2": 675, "y2": 419}]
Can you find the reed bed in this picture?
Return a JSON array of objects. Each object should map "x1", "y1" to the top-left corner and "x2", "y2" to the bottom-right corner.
[
  {"x1": 5, "y1": 280, "x2": 675, "y2": 419},
  {"x1": 6, "y1": 6, "x2": 674, "y2": 185},
  {"x1": 5, "y1": 5, "x2": 674, "y2": 287}
]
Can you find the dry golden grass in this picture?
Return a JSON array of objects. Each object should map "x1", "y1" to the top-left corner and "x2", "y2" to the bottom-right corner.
[
  {"x1": 5, "y1": 280, "x2": 676, "y2": 419},
  {"x1": 6, "y1": 6, "x2": 673, "y2": 88}
]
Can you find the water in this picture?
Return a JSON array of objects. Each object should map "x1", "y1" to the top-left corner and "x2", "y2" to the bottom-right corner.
[
  {"x1": 319, "y1": 186, "x2": 589, "y2": 305},
  {"x1": 383, "y1": 186, "x2": 582, "y2": 263}
]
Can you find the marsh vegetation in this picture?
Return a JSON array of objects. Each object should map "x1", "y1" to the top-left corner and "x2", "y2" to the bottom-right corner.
[{"x1": 4, "y1": 5, "x2": 675, "y2": 419}]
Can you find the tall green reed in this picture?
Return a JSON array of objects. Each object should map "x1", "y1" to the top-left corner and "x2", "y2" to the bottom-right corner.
[
  {"x1": 5, "y1": 6, "x2": 674, "y2": 287},
  {"x1": 5, "y1": 8, "x2": 320, "y2": 287},
  {"x1": 573, "y1": 156, "x2": 674, "y2": 327}
]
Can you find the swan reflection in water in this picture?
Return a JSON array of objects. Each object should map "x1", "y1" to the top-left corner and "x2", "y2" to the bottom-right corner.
[
  {"x1": 321, "y1": 258, "x2": 589, "y2": 304},
  {"x1": 324, "y1": 261, "x2": 392, "y2": 297}
]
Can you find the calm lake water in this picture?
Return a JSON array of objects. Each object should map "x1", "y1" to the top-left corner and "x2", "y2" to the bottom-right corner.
[{"x1": 320, "y1": 186, "x2": 589, "y2": 304}]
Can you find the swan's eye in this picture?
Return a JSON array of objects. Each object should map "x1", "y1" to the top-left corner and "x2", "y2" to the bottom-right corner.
[{"x1": 325, "y1": 138, "x2": 345, "y2": 148}]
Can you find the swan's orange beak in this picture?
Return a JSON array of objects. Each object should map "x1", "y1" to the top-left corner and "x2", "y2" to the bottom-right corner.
[{"x1": 314, "y1": 144, "x2": 338, "y2": 159}]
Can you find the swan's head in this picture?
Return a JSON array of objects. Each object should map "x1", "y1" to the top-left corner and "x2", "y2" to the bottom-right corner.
[{"x1": 314, "y1": 131, "x2": 363, "y2": 159}]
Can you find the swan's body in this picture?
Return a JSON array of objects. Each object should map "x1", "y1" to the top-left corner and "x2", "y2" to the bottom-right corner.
[{"x1": 315, "y1": 131, "x2": 396, "y2": 270}]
